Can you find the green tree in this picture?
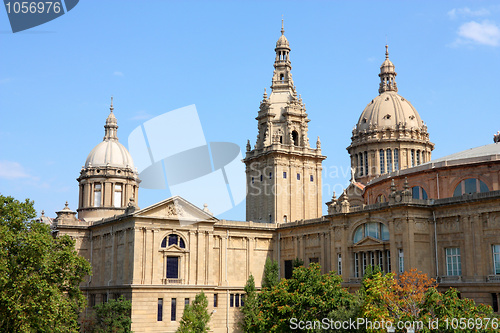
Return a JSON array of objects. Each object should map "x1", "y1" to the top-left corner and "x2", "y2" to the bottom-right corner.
[
  {"x1": 176, "y1": 290, "x2": 211, "y2": 333},
  {"x1": 0, "y1": 194, "x2": 92, "y2": 333},
  {"x1": 421, "y1": 287, "x2": 496, "y2": 333},
  {"x1": 240, "y1": 274, "x2": 261, "y2": 333},
  {"x1": 89, "y1": 296, "x2": 132, "y2": 333},
  {"x1": 292, "y1": 257, "x2": 304, "y2": 268},
  {"x1": 262, "y1": 258, "x2": 279, "y2": 289},
  {"x1": 256, "y1": 263, "x2": 357, "y2": 333}
]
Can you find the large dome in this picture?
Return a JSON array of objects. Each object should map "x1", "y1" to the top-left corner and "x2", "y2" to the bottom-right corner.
[
  {"x1": 356, "y1": 91, "x2": 423, "y2": 132},
  {"x1": 85, "y1": 139, "x2": 135, "y2": 169},
  {"x1": 84, "y1": 100, "x2": 135, "y2": 170}
]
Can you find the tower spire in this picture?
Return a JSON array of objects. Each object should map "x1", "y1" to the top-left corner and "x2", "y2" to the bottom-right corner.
[
  {"x1": 378, "y1": 44, "x2": 398, "y2": 94},
  {"x1": 104, "y1": 97, "x2": 118, "y2": 141},
  {"x1": 281, "y1": 15, "x2": 284, "y2": 35}
]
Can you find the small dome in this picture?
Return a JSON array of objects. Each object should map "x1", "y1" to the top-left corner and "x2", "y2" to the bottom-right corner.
[
  {"x1": 85, "y1": 139, "x2": 135, "y2": 169},
  {"x1": 356, "y1": 91, "x2": 423, "y2": 132},
  {"x1": 380, "y1": 58, "x2": 395, "y2": 74},
  {"x1": 276, "y1": 34, "x2": 289, "y2": 48}
]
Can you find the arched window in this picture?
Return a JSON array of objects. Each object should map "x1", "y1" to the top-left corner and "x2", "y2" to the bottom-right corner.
[
  {"x1": 114, "y1": 184, "x2": 122, "y2": 208},
  {"x1": 412, "y1": 186, "x2": 428, "y2": 199},
  {"x1": 292, "y1": 131, "x2": 299, "y2": 146},
  {"x1": 376, "y1": 194, "x2": 386, "y2": 203},
  {"x1": 359, "y1": 152, "x2": 364, "y2": 176},
  {"x1": 379, "y1": 149, "x2": 385, "y2": 174},
  {"x1": 364, "y1": 151, "x2": 368, "y2": 176},
  {"x1": 94, "y1": 184, "x2": 102, "y2": 207},
  {"x1": 353, "y1": 222, "x2": 390, "y2": 243},
  {"x1": 453, "y1": 178, "x2": 489, "y2": 197},
  {"x1": 161, "y1": 234, "x2": 186, "y2": 249},
  {"x1": 386, "y1": 149, "x2": 392, "y2": 172},
  {"x1": 280, "y1": 73, "x2": 284, "y2": 81},
  {"x1": 394, "y1": 149, "x2": 399, "y2": 170}
]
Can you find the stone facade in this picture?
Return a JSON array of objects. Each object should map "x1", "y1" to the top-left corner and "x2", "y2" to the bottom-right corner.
[{"x1": 50, "y1": 25, "x2": 500, "y2": 333}]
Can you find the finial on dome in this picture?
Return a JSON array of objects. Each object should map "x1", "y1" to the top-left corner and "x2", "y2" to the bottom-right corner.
[
  {"x1": 378, "y1": 44, "x2": 398, "y2": 94},
  {"x1": 110, "y1": 96, "x2": 114, "y2": 112},
  {"x1": 263, "y1": 88, "x2": 268, "y2": 99},
  {"x1": 281, "y1": 15, "x2": 284, "y2": 35}
]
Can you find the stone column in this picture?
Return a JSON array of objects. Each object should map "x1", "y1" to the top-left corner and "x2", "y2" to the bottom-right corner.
[
  {"x1": 320, "y1": 233, "x2": 325, "y2": 273},
  {"x1": 221, "y1": 235, "x2": 228, "y2": 286}
]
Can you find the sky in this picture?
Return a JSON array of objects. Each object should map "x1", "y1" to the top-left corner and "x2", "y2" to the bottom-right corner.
[{"x1": 1, "y1": 1, "x2": 499, "y2": 221}]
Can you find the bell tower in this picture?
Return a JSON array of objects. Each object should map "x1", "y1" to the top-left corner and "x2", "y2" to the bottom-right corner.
[{"x1": 244, "y1": 22, "x2": 326, "y2": 223}]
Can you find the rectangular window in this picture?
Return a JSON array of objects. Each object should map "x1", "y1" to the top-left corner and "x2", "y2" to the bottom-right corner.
[
  {"x1": 354, "y1": 253, "x2": 359, "y2": 278},
  {"x1": 102, "y1": 293, "x2": 108, "y2": 303},
  {"x1": 90, "y1": 294, "x2": 96, "y2": 307},
  {"x1": 214, "y1": 294, "x2": 218, "y2": 308},
  {"x1": 379, "y1": 150, "x2": 385, "y2": 174},
  {"x1": 386, "y1": 149, "x2": 392, "y2": 172},
  {"x1": 251, "y1": 177, "x2": 254, "y2": 184},
  {"x1": 370, "y1": 251, "x2": 375, "y2": 267},
  {"x1": 230, "y1": 294, "x2": 234, "y2": 307},
  {"x1": 492, "y1": 294, "x2": 499, "y2": 312},
  {"x1": 283, "y1": 172, "x2": 287, "y2": 179},
  {"x1": 310, "y1": 175, "x2": 314, "y2": 182},
  {"x1": 297, "y1": 173, "x2": 300, "y2": 180},
  {"x1": 241, "y1": 294, "x2": 245, "y2": 307},
  {"x1": 378, "y1": 251, "x2": 384, "y2": 272},
  {"x1": 171, "y1": 298, "x2": 176, "y2": 321},
  {"x1": 398, "y1": 249, "x2": 404, "y2": 273},
  {"x1": 394, "y1": 149, "x2": 399, "y2": 170},
  {"x1": 446, "y1": 248, "x2": 461, "y2": 276},
  {"x1": 493, "y1": 245, "x2": 500, "y2": 275},
  {"x1": 269, "y1": 172, "x2": 272, "y2": 179},
  {"x1": 114, "y1": 184, "x2": 122, "y2": 208},
  {"x1": 166, "y1": 256, "x2": 179, "y2": 279},
  {"x1": 184, "y1": 298, "x2": 189, "y2": 307},
  {"x1": 284, "y1": 260, "x2": 293, "y2": 279},
  {"x1": 364, "y1": 151, "x2": 368, "y2": 176},
  {"x1": 416, "y1": 150, "x2": 420, "y2": 165},
  {"x1": 362, "y1": 252, "x2": 367, "y2": 276},
  {"x1": 411, "y1": 150, "x2": 415, "y2": 167},
  {"x1": 386, "y1": 250, "x2": 391, "y2": 272},
  {"x1": 157, "y1": 298, "x2": 163, "y2": 321},
  {"x1": 337, "y1": 254, "x2": 342, "y2": 275},
  {"x1": 309, "y1": 257, "x2": 319, "y2": 264},
  {"x1": 235, "y1": 294, "x2": 240, "y2": 307},
  {"x1": 94, "y1": 184, "x2": 102, "y2": 207}
]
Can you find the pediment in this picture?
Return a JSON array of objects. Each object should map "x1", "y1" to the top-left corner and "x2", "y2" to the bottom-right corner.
[
  {"x1": 161, "y1": 244, "x2": 187, "y2": 252},
  {"x1": 133, "y1": 196, "x2": 218, "y2": 226},
  {"x1": 354, "y1": 236, "x2": 384, "y2": 247}
]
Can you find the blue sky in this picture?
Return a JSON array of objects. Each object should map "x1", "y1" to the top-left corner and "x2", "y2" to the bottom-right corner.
[{"x1": 1, "y1": 1, "x2": 499, "y2": 221}]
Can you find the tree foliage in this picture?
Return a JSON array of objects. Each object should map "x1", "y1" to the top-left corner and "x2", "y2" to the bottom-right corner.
[
  {"x1": 361, "y1": 268, "x2": 496, "y2": 332},
  {"x1": 240, "y1": 275, "x2": 261, "y2": 333},
  {"x1": 87, "y1": 296, "x2": 132, "y2": 333},
  {"x1": 0, "y1": 194, "x2": 92, "y2": 333},
  {"x1": 262, "y1": 258, "x2": 279, "y2": 290},
  {"x1": 255, "y1": 263, "x2": 357, "y2": 332},
  {"x1": 176, "y1": 290, "x2": 211, "y2": 333}
]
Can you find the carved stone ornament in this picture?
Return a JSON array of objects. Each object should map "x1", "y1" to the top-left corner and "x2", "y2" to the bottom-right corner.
[{"x1": 166, "y1": 202, "x2": 185, "y2": 217}]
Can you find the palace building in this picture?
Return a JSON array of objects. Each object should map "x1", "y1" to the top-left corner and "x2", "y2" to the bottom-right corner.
[{"x1": 50, "y1": 25, "x2": 500, "y2": 332}]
